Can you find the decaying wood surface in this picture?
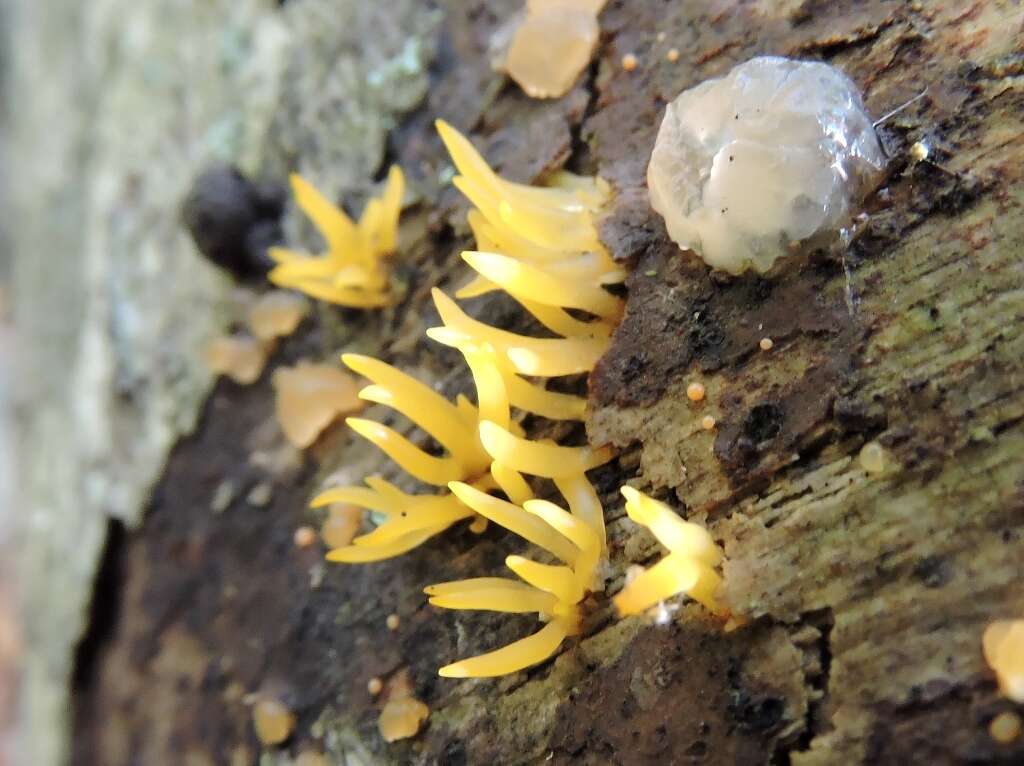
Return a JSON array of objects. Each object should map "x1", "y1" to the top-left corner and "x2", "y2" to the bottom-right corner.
[{"x1": 72, "y1": 1, "x2": 1024, "y2": 764}]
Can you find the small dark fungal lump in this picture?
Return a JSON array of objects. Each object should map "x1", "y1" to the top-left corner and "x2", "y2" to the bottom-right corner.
[{"x1": 181, "y1": 163, "x2": 285, "y2": 279}]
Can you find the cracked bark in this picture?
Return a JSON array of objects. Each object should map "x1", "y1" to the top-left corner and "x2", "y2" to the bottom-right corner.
[{"x1": 70, "y1": 1, "x2": 1023, "y2": 765}]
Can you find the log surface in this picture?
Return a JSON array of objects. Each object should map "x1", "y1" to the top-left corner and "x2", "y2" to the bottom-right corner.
[{"x1": 62, "y1": 1, "x2": 1024, "y2": 764}]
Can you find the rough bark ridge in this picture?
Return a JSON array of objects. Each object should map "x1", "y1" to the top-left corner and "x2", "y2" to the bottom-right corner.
[{"x1": 70, "y1": 1, "x2": 1023, "y2": 765}]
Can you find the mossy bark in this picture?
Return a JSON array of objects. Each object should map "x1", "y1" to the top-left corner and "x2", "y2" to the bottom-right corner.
[{"x1": 12, "y1": 0, "x2": 1022, "y2": 764}]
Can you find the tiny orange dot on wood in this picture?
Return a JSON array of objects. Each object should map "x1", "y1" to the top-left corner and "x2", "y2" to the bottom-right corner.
[
  {"x1": 293, "y1": 526, "x2": 317, "y2": 548},
  {"x1": 686, "y1": 382, "x2": 706, "y2": 402},
  {"x1": 622, "y1": 53, "x2": 638, "y2": 71}
]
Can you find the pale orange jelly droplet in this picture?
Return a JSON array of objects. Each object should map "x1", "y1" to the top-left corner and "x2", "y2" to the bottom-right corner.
[
  {"x1": 321, "y1": 504, "x2": 363, "y2": 549},
  {"x1": 378, "y1": 697, "x2": 430, "y2": 742},
  {"x1": 248, "y1": 291, "x2": 309, "y2": 341},
  {"x1": 990, "y1": 711, "x2": 1022, "y2": 744},
  {"x1": 253, "y1": 698, "x2": 295, "y2": 746},
  {"x1": 273, "y1": 363, "x2": 364, "y2": 448},
  {"x1": 205, "y1": 336, "x2": 267, "y2": 385},
  {"x1": 506, "y1": 6, "x2": 599, "y2": 98}
]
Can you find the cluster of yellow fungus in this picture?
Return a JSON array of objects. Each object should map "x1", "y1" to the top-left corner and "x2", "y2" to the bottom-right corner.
[
  {"x1": 272, "y1": 362, "x2": 364, "y2": 449},
  {"x1": 314, "y1": 475, "x2": 481, "y2": 563},
  {"x1": 613, "y1": 488, "x2": 725, "y2": 617},
  {"x1": 503, "y1": 0, "x2": 607, "y2": 99},
  {"x1": 307, "y1": 121, "x2": 738, "y2": 684},
  {"x1": 984, "y1": 619, "x2": 1024, "y2": 702},
  {"x1": 311, "y1": 121, "x2": 619, "y2": 568},
  {"x1": 426, "y1": 481, "x2": 603, "y2": 677},
  {"x1": 268, "y1": 166, "x2": 404, "y2": 307}
]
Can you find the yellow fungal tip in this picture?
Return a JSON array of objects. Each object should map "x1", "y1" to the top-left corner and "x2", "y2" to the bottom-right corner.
[
  {"x1": 621, "y1": 53, "x2": 639, "y2": 71},
  {"x1": 701, "y1": 415, "x2": 717, "y2": 431},
  {"x1": 614, "y1": 488, "x2": 725, "y2": 617},
  {"x1": 759, "y1": 336, "x2": 774, "y2": 351},
  {"x1": 386, "y1": 613, "x2": 400, "y2": 631},
  {"x1": 686, "y1": 381, "x2": 706, "y2": 402},
  {"x1": 253, "y1": 697, "x2": 295, "y2": 746},
  {"x1": 437, "y1": 663, "x2": 468, "y2": 679},
  {"x1": 367, "y1": 677, "x2": 383, "y2": 696},
  {"x1": 666, "y1": 48, "x2": 680, "y2": 63}
]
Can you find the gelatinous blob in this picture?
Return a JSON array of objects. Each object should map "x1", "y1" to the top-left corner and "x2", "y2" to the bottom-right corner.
[
  {"x1": 293, "y1": 526, "x2": 317, "y2": 548},
  {"x1": 648, "y1": 56, "x2": 886, "y2": 274},
  {"x1": 272, "y1": 363, "x2": 364, "y2": 448},
  {"x1": 247, "y1": 290, "x2": 309, "y2": 341},
  {"x1": 859, "y1": 441, "x2": 886, "y2": 475},
  {"x1": 253, "y1": 697, "x2": 295, "y2": 746},
  {"x1": 378, "y1": 696, "x2": 430, "y2": 742},
  {"x1": 506, "y1": 5, "x2": 599, "y2": 99},
  {"x1": 205, "y1": 335, "x2": 268, "y2": 385}
]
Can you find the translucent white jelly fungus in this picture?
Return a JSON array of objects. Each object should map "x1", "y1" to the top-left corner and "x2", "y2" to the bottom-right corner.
[{"x1": 647, "y1": 56, "x2": 887, "y2": 275}]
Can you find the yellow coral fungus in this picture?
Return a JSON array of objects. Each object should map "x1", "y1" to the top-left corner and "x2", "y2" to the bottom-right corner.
[
  {"x1": 272, "y1": 363, "x2": 364, "y2": 448},
  {"x1": 268, "y1": 166, "x2": 404, "y2": 307},
  {"x1": 478, "y1": 420, "x2": 613, "y2": 479},
  {"x1": 431, "y1": 289, "x2": 608, "y2": 377},
  {"x1": 313, "y1": 477, "x2": 487, "y2": 563},
  {"x1": 427, "y1": 483, "x2": 602, "y2": 677},
  {"x1": 613, "y1": 487, "x2": 725, "y2": 617},
  {"x1": 427, "y1": 327, "x2": 587, "y2": 421},
  {"x1": 342, "y1": 352, "x2": 493, "y2": 485},
  {"x1": 437, "y1": 120, "x2": 623, "y2": 309},
  {"x1": 984, "y1": 620, "x2": 1024, "y2": 702}
]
